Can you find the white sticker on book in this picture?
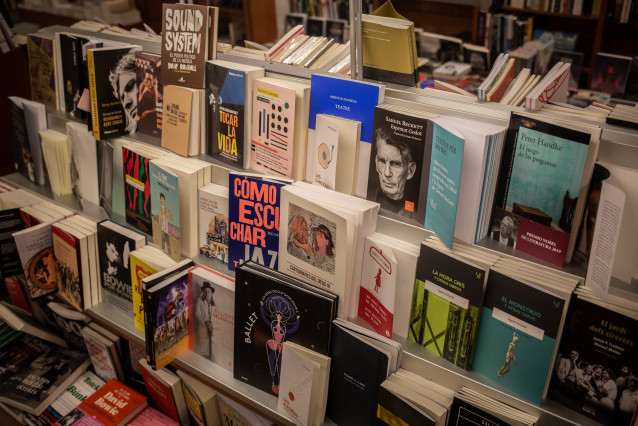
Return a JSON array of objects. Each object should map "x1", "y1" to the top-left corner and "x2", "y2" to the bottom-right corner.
[
  {"x1": 492, "y1": 308, "x2": 545, "y2": 341},
  {"x1": 425, "y1": 280, "x2": 469, "y2": 310}
]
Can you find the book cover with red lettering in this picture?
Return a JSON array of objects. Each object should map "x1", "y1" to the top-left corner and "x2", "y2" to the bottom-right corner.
[
  {"x1": 55, "y1": 379, "x2": 147, "y2": 426},
  {"x1": 227, "y1": 173, "x2": 291, "y2": 272},
  {"x1": 139, "y1": 361, "x2": 188, "y2": 424},
  {"x1": 206, "y1": 60, "x2": 264, "y2": 169}
]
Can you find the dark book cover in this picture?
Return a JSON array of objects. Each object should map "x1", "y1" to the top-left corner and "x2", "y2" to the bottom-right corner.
[
  {"x1": 472, "y1": 270, "x2": 566, "y2": 404},
  {"x1": 233, "y1": 262, "x2": 337, "y2": 397},
  {"x1": 161, "y1": 3, "x2": 215, "y2": 89},
  {"x1": 367, "y1": 106, "x2": 431, "y2": 222},
  {"x1": 0, "y1": 207, "x2": 25, "y2": 278},
  {"x1": 409, "y1": 243, "x2": 485, "y2": 370},
  {"x1": 47, "y1": 302, "x2": 90, "y2": 352},
  {"x1": 448, "y1": 395, "x2": 512, "y2": 426},
  {"x1": 590, "y1": 53, "x2": 633, "y2": 98},
  {"x1": 87, "y1": 45, "x2": 142, "y2": 141},
  {"x1": 227, "y1": 173, "x2": 288, "y2": 271},
  {"x1": 549, "y1": 296, "x2": 638, "y2": 426},
  {"x1": 97, "y1": 139, "x2": 113, "y2": 218},
  {"x1": 206, "y1": 61, "x2": 246, "y2": 168},
  {"x1": 376, "y1": 384, "x2": 436, "y2": 426},
  {"x1": 326, "y1": 321, "x2": 390, "y2": 425},
  {"x1": 58, "y1": 33, "x2": 90, "y2": 122},
  {"x1": 135, "y1": 52, "x2": 163, "y2": 137},
  {"x1": 493, "y1": 113, "x2": 591, "y2": 266},
  {"x1": 8, "y1": 98, "x2": 34, "y2": 183},
  {"x1": 51, "y1": 225, "x2": 84, "y2": 312},
  {"x1": 26, "y1": 34, "x2": 57, "y2": 110},
  {"x1": 0, "y1": 334, "x2": 52, "y2": 384},
  {"x1": 97, "y1": 221, "x2": 144, "y2": 313},
  {"x1": 123, "y1": 146, "x2": 152, "y2": 234},
  {"x1": 0, "y1": 346, "x2": 89, "y2": 415}
]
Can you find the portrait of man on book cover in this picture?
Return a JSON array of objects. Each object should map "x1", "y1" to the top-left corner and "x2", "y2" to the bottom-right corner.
[
  {"x1": 367, "y1": 126, "x2": 419, "y2": 219},
  {"x1": 490, "y1": 208, "x2": 520, "y2": 249}
]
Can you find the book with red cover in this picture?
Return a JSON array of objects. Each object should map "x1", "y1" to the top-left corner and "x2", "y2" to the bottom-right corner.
[{"x1": 55, "y1": 379, "x2": 148, "y2": 426}]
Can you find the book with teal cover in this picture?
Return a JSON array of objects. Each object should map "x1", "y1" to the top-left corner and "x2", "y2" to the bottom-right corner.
[
  {"x1": 408, "y1": 243, "x2": 486, "y2": 370},
  {"x1": 424, "y1": 121, "x2": 464, "y2": 249},
  {"x1": 472, "y1": 269, "x2": 567, "y2": 404},
  {"x1": 149, "y1": 162, "x2": 180, "y2": 261}
]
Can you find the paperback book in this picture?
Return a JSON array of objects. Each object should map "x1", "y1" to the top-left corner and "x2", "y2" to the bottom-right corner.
[
  {"x1": 13, "y1": 222, "x2": 58, "y2": 300},
  {"x1": 26, "y1": 33, "x2": 57, "y2": 110},
  {"x1": 134, "y1": 52, "x2": 162, "y2": 137},
  {"x1": 122, "y1": 146, "x2": 154, "y2": 234},
  {"x1": 198, "y1": 183, "x2": 229, "y2": 263},
  {"x1": 149, "y1": 162, "x2": 180, "y2": 260}
]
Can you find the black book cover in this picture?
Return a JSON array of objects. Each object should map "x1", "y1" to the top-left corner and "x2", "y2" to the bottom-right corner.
[
  {"x1": 97, "y1": 139, "x2": 113, "y2": 218},
  {"x1": 0, "y1": 334, "x2": 52, "y2": 384},
  {"x1": 8, "y1": 98, "x2": 34, "y2": 183},
  {"x1": 87, "y1": 45, "x2": 141, "y2": 141},
  {"x1": 135, "y1": 52, "x2": 163, "y2": 137},
  {"x1": 206, "y1": 61, "x2": 246, "y2": 167},
  {"x1": 233, "y1": 261, "x2": 336, "y2": 397},
  {"x1": 326, "y1": 321, "x2": 389, "y2": 426},
  {"x1": 58, "y1": 34, "x2": 90, "y2": 122},
  {"x1": 549, "y1": 296, "x2": 638, "y2": 425},
  {"x1": 366, "y1": 106, "x2": 431, "y2": 222},
  {"x1": 0, "y1": 207, "x2": 26, "y2": 278},
  {"x1": 448, "y1": 395, "x2": 512, "y2": 426}
]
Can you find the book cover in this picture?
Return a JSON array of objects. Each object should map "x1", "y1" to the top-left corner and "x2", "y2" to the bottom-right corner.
[
  {"x1": 66, "y1": 121, "x2": 99, "y2": 206},
  {"x1": 138, "y1": 363, "x2": 182, "y2": 424},
  {"x1": 188, "y1": 265, "x2": 234, "y2": 372},
  {"x1": 493, "y1": 113, "x2": 592, "y2": 266},
  {"x1": 51, "y1": 225, "x2": 83, "y2": 312},
  {"x1": 128, "y1": 406, "x2": 179, "y2": 426},
  {"x1": 326, "y1": 321, "x2": 390, "y2": 426},
  {"x1": 358, "y1": 236, "x2": 397, "y2": 339},
  {"x1": 47, "y1": 301, "x2": 91, "y2": 352},
  {"x1": 97, "y1": 140, "x2": 113, "y2": 218},
  {"x1": 277, "y1": 341, "x2": 320, "y2": 426},
  {"x1": 80, "y1": 327, "x2": 121, "y2": 382},
  {"x1": 146, "y1": 269, "x2": 190, "y2": 370},
  {"x1": 250, "y1": 78, "x2": 298, "y2": 177},
  {"x1": 206, "y1": 61, "x2": 247, "y2": 168},
  {"x1": 472, "y1": 270, "x2": 566, "y2": 404},
  {"x1": 198, "y1": 185, "x2": 229, "y2": 263},
  {"x1": 590, "y1": 53, "x2": 633, "y2": 98},
  {"x1": 149, "y1": 162, "x2": 180, "y2": 260},
  {"x1": 161, "y1": 3, "x2": 217, "y2": 89},
  {"x1": 549, "y1": 297, "x2": 637, "y2": 425},
  {"x1": 448, "y1": 394, "x2": 511, "y2": 426},
  {"x1": 130, "y1": 251, "x2": 159, "y2": 332},
  {"x1": 367, "y1": 106, "x2": 431, "y2": 221},
  {"x1": 408, "y1": 243, "x2": 486, "y2": 370},
  {"x1": 21, "y1": 100, "x2": 48, "y2": 187},
  {"x1": 233, "y1": 262, "x2": 337, "y2": 397},
  {"x1": 376, "y1": 383, "x2": 436, "y2": 426},
  {"x1": 55, "y1": 379, "x2": 148, "y2": 426},
  {"x1": 26, "y1": 34, "x2": 57, "y2": 110},
  {"x1": 177, "y1": 371, "x2": 219, "y2": 426},
  {"x1": 160, "y1": 85, "x2": 202, "y2": 156},
  {"x1": 0, "y1": 345, "x2": 89, "y2": 415},
  {"x1": 23, "y1": 371, "x2": 104, "y2": 426},
  {"x1": 97, "y1": 221, "x2": 145, "y2": 314},
  {"x1": 8, "y1": 97, "x2": 35, "y2": 183},
  {"x1": 0, "y1": 333, "x2": 52, "y2": 384},
  {"x1": 227, "y1": 173, "x2": 287, "y2": 271},
  {"x1": 307, "y1": 74, "x2": 385, "y2": 197},
  {"x1": 56, "y1": 33, "x2": 91, "y2": 122},
  {"x1": 424, "y1": 121, "x2": 465, "y2": 249},
  {"x1": 0, "y1": 206, "x2": 26, "y2": 279},
  {"x1": 87, "y1": 45, "x2": 142, "y2": 141},
  {"x1": 13, "y1": 223, "x2": 58, "y2": 300},
  {"x1": 122, "y1": 146, "x2": 152, "y2": 234},
  {"x1": 134, "y1": 52, "x2": 163, "y2": 137},
  {"x1": 310, "y1": 114, "x2": 340, "y2": 191}
]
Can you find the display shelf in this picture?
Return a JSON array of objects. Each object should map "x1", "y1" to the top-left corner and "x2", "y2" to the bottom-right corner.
[{"x1": 499, "y1": 5, "x2": 600, "y2": 19}]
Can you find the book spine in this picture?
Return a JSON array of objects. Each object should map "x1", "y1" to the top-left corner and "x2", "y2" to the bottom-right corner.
[{"x1": 87, "y1": 50, "x2": 100, "y2": 141}]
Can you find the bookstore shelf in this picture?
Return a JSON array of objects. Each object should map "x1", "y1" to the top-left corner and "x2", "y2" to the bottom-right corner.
[
  {"x1": 6, "y1": 23, "x2": 638, "y2": 426},
  {"x1": 499, "y1": 6, "x2": 600, "y2": 19}
]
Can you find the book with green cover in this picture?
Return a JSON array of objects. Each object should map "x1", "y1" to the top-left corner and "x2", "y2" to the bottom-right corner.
[{"x1": 408, "y1": 242, "x2": 487, "y2": 370}]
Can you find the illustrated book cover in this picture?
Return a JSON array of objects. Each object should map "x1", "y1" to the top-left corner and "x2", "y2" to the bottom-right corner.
[
  {"x1": 198, "y1": 183, "x2": 229, "y2": 263},
  {"x1": 134, "y1": 51, "x2": 163, "y2": 137}
]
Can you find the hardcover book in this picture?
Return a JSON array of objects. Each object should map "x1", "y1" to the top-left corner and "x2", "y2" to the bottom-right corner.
[
  {"x1": 87, "y1": 45, "x2": 142, "y2": 141},
  {"x1": 492, "y1": 113, "x2": 597, "y2": 266},
  {"x1": 161, "y1": 3, "x2": 218, "y2": 89},
  {"x1": 55, "y1": 378, "x2": 148, "y2": 426},
  {"x1": 549, "y1": 296, "x2": 638, "y2": 425},
  {"x1": 149, "y1": 162, "x2": 180, "y2": 260},
  {"x1": 134, "y1": 52, "x2": 162, "y2": 137},
  {"x1": 0, "y1": 345, "x2": 90, "y2": 415},
  {"x1": 188, "y1": 265, "x2": 234, "y2": 372},
  {"x1": 97, "y1": 220, "x2": 145, "y2": 314},
  {"x1": 471, "y1": 269, "x2": 567, "y2": 404},
  {"x1": 26, "y1": 33, "x2": 57, "y2": 110},
  {"x1": 233, "y1": 261, "x2": 337, "y2": 397},
  {"x1": 198, "y1": 183, "x2": 229, "y2": 263},
  {"x1": 206, "y1": 59, "x2": 264, "y2": 169},
  {"x1": 227, "y1": 173, "x2": 289, "y2": 271},
  {"x1": 408, "y1": 242, "x2": 487, "y2": 370}
]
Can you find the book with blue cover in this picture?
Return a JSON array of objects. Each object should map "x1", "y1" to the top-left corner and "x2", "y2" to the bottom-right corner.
[
  {"x1": 149, "y1": 162, "x2": 180, "y2": 261},
  {"x1": 424, "y1": 120, "x2": 464, "y2": 249},
  {"x1": 307, "y1": 74, "x2": 385, "y2": 197},
  {"x1": 227, "y1": 173, "x2": 290, "y2": 271},
  {"x1": 471, "y1": 268, "x2": 567, "y2": 404}
]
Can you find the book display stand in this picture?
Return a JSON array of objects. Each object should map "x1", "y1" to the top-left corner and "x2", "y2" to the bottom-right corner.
[{"x1": 2, "y1": 16, "x2": 638, "y2": 426}]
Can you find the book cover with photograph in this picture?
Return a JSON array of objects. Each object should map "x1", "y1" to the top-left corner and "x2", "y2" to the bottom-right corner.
[
  {"x1": 55, "y1": 33, "x2": 91, "y2": 122},
  {"x1": 52, "y1": 225, "x2": 83, "y2": 312},
  {"x1": 149, "y1": 162, "x2": 180, "y2": 261},
  {"x1": 135, "y1": 52, "x2": 163, "y2": 137},
  {"x1": 198, "y1": 185, "x2": 228, "y2": 263},
  {"x1": 26, "y1": 34, "x2": 57, "y2": 110}
]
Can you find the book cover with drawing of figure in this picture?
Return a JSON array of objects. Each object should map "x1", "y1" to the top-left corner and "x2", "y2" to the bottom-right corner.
[{"x1": 122, "y1": 146, "x2": 153, "y2": 235}]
